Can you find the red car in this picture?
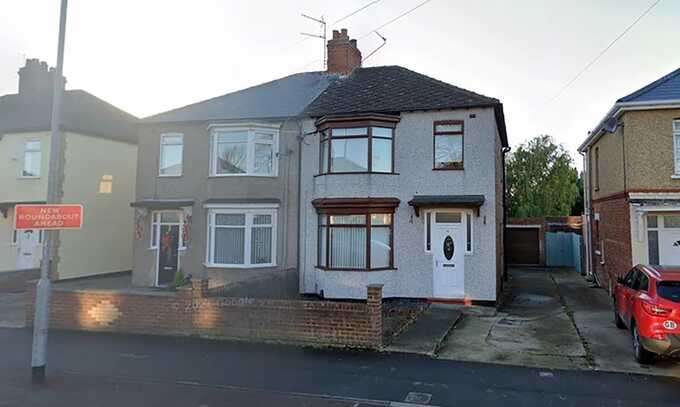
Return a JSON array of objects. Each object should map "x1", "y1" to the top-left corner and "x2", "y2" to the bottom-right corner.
[{"x1": 613, "y1": 265, "x2": 680, "y2": 364}]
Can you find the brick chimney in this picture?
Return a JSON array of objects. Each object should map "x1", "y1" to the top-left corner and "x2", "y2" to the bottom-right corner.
[
  {"x1": 327, "y1": 29, "x2": 362, "y2": 75},
  {"x1": 18, "y1": 58, "x2": 65, "y2": 99}
]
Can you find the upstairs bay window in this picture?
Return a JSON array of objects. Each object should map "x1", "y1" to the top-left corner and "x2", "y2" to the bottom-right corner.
[
  {"x1": 433, "y1": 120, "x2": 464, "y2": 170},
  {"x1": 317, "y1": 116, "x2": 399, "y2": 174},
  {"x1": 211, "y1": 126, "x2": 278, "y2": 177}
]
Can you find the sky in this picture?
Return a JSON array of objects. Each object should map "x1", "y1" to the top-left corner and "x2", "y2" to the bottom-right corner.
[{"x1": 1, "y1": 0, "x2": 679, "y2": 165}]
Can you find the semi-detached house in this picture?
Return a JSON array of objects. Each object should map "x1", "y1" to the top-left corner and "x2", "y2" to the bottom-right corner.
[
  {"x1": 133, "y1": 29, "x2": 508, "y2": 304},
  {"x1": 0, "y1": 59, "x2": 137, "y2": 288},
  {"x1": 579, "y1": 67, "x2": 680, "y2": 292}
]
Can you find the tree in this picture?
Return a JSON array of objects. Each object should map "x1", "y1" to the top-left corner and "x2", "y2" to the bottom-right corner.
[{"x1": 506, "y1": 135, "x2": 580, "y2": 217}]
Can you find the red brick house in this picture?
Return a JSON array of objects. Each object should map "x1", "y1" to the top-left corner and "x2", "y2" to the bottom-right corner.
[{"x1": 579, "y1": 68, "x2": 680, "y2": 292}]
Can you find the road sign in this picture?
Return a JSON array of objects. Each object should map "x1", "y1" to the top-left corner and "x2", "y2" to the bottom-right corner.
[{"x1": 14, "y1": 204, "x2": 83, "y2": 230}]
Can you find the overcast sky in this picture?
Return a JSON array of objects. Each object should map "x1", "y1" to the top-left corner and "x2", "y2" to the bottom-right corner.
[{"x1": 1, "y1": 0, "x2": 678, "y2": 163}]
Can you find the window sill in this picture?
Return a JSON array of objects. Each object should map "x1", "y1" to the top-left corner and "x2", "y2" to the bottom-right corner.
[
  {"x1": 432, "y1": 167, "x2": 464, "y2": 171},
  {"x1": 158, "y1": 174, "x2": 183, "y2": 178},
  {"x1": 314, "y1": 172, "x2": 399, "y2": 177},
  {"x1": 17, "y1": 176, "x2": 40, "y2": 180},
  {"x1": 671, "y1": 175, "x2": 680, "y2": 179},
  {"x1": 203, "y1": 262, "x2": 277, "y2": 269},
  {"x1": 315, "y1": 266, "x2": 396, "y2": 272}
]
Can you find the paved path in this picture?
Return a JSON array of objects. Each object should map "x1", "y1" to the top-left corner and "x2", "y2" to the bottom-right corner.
[
  {"x1": 439, "y1": 268, "x2": 680, "y2": 377},
  {"x1": 0, "y1": 293, "x2": 25, "y2": 328},
  {"x1": 1, "y1": 327, "x2": 679, "y2": 406},
  {"x1": 386, "y1": 305, "x2": 461, "y2": 356}
]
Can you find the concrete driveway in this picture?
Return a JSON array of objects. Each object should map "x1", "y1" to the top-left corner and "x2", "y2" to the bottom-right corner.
[{"x1": 438, "y1": 267, "x2": 680, "y2": 378}]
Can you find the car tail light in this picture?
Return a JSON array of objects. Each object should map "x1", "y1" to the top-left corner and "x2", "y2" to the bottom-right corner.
[{"x1": 641, "y1": 301, "x2": 671, "y2": 317}]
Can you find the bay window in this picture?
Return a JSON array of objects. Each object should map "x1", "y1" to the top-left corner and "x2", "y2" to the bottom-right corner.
[
  {"x1": 313, "y1": 198, "x2": 399, "y2": 271},
  {"x1": 317, "y1": 116, "x2": 399, "y2": 174},
  {"x1": 211, "y1": 126, "x2": 278, "y2": 176},
  {"x1": 206, "y1": 207, "x2": 277, "y2": 267},
  {"x1": 433, "y1": 120, "x2": 464, "y2": 170}
]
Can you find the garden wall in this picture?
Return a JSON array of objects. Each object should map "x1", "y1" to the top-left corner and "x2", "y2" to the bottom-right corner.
[{"x1": 25, "y1": 280, "x2": 384, "y2": 349}]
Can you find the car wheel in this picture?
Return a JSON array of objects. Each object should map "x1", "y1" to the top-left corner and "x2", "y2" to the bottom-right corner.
[
  {"x1": 632, "y1": 324, "x2": 655, "y2": 365},
  {"x1": 613, "y1": 300, "x2": 626, "y2": 329}
]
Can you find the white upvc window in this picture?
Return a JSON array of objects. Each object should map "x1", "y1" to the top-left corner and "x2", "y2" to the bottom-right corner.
[
  {"x1": 674, "y1": 120, "x2": 680, "y2": 175},
  {"x1": 21, "y1": 140, "x2": 41, "y2": 178},
  {"x1": 159, "y1": 133, "x2": 183, "y2": 176},
  {"x1": 210, "y1": 125, "x2": 279, "y2": 177},
  {"x1": 206, "y1": 206, "x2": 277, "y2": 268}
]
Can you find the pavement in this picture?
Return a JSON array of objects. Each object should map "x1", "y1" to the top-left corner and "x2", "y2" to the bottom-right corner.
[
  {"x1": 436, "y1": 267, "x2": 680, "y2": 377},
  {"x1": 386, "y1": 305, "x2": 461, "y2": 356},
  {"x1": 1, "y1": 327, "x2": 680, "y2": 406},
  {"x1": 0, "y1": 293, "x2": 25, "y2": 328}
]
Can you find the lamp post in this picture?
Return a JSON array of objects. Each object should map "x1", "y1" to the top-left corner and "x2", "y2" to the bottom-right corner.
[{"x1": 31, "y1": 0, "x2": 68, "y2": 384}]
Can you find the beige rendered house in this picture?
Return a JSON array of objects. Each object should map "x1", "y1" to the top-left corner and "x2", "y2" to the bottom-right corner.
[
  {"x1": 0, "y1": 59, "x2": 137, "y2": 287},
  {"x1": 579, "y1": 67, "x2": 680, "y2": 292}
]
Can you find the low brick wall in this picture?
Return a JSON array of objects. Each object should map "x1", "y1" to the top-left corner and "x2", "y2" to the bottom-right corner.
[{"x1": 25, "y1": 281, "x2": 384, "y2": 349}]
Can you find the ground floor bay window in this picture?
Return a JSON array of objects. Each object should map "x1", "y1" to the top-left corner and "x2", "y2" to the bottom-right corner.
[
  {"x1": 313, "y1": 198, "x2": 399, "y2": 271},
  {"x1": 206, "y1": 207, "x2": 277, "y2": 268}
]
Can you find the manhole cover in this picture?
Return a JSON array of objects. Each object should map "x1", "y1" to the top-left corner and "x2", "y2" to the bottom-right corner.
[{"x1": 404, "y1": 392, "x2": 432, "y2": 404}]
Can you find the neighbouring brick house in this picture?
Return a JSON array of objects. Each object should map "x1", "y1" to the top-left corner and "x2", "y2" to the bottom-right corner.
[{"x1": 579, "y1": 67, "x2": 680, "y2": 292}]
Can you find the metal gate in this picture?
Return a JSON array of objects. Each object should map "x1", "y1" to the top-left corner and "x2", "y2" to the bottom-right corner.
[{"x1": 546, "y1": 232, "x2": 581, "y2": 271}]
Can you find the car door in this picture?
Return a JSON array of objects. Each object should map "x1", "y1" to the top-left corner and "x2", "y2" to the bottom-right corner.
[
  {"x1": 616, "y1": 268, "x2": 636, "y2": 325},
  {"x1": 623, "y1": 270, "x2": 642, "y2": 325}
]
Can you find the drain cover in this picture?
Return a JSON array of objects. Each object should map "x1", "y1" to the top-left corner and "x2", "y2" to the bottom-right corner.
[{"x1": 404, "y1": 392, "x2": 432, "y2": 404}]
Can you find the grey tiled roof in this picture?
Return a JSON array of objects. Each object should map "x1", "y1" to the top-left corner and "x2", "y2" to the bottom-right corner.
[
  {"x1": 618, "y1": 67, "x2": 680, "y2": 103},
  {"x1": 305, "y1": 66, "x2": 500, "y2": 116},
  {"x1": 0, "y1": 90, "x2": 138, "y2": 143},
  {"x1": 144, "y1": 72, "x2": 338, "y2": 123}
]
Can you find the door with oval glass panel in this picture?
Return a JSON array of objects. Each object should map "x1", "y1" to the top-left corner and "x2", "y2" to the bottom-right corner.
[{"x1": 432, "y1": 212, "x2": 465, "y2": 298}]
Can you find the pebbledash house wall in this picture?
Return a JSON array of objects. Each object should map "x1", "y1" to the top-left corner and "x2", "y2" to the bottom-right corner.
[
  {"x1": 25, "y1": 281, "x2": 384, "y2": 349},
  {"x1": 299, "y1": 108, "x2": 502, "y2": 301},
  {"x1": 586, "y1": 108, "x2": 680, "y2": 288},
  {"x1": 132, "y1": 120, "x2": 300, "y2": 287}
]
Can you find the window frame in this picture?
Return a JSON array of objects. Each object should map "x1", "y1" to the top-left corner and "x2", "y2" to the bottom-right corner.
[
  {"x1": 158, "y1": 133, "x2": 184, "y2": 177},
  {"x1": 433, "y1": 120, "x2": 464, "y2": 171},
  {"x1": 205, "y1": 206, "x2": 278, "y2": 268},
  {"x1": 316, "y1": 211, "x2": 394, "y2": 271},
  {"x1": 316, "y1": 116, "x2": 399, "y2": 176},
  {"x1": 20, "y1": 139, "x2": 42, "y2": 179},
  {"x1": 674, "y1": 119, "x2": 680, "y2": 175},
  {"x1": 209, "y1": 125, "x2": 279, "y2": 178}
]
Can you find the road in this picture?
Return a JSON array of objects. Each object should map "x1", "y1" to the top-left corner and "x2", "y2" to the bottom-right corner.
[{"x1": 0, "y1": 328, "x2": 678, "y2": 406}]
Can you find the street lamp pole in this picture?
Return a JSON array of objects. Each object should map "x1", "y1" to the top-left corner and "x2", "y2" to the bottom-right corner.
[{"x1": 31, "y1": 0, "x2": 68, "y2": 385}]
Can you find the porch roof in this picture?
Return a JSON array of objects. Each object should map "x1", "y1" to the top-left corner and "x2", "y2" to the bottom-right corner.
[
  {"x1": 130, "y1": 199, "x2": 195, "y2": 209},
  {"x1": 407, "y1": 195, "x2": 485, "y2": 217}
]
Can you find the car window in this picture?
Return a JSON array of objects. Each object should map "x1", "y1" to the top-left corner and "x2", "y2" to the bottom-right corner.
[
  {"x1": 657, "y1": 281, "x2": 680, "y2": 303},
  {"x1": 638, "y1": 273, "x2": 649, "y2": 292},
  {"x1": 630, "y1": 271, "x2": 642, "y2": 291},
  {"x1": 623, "y1": 269, "x2": 636, "y2": 288}
]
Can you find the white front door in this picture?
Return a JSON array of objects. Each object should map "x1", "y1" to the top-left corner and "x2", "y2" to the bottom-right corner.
[
  {"x1": 16, "y1": 230, "x2": 39, "y2": 270},
  {"x1": 433, "y1": 224, "x2": 465, "y2": 298}
]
